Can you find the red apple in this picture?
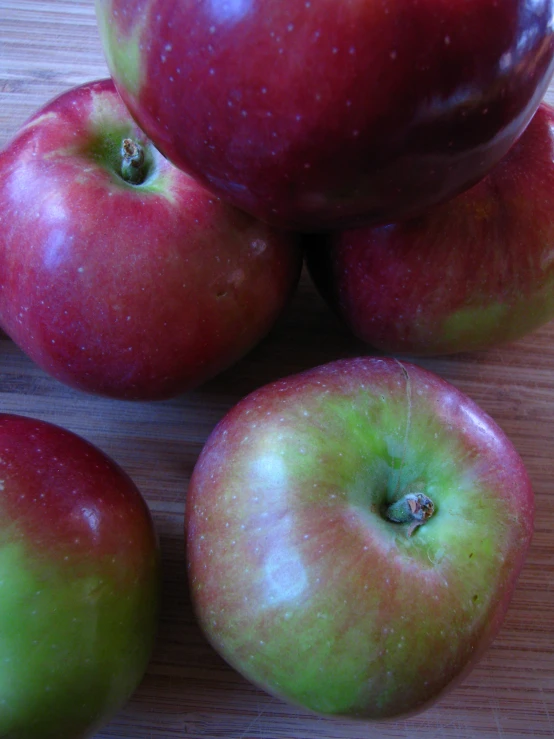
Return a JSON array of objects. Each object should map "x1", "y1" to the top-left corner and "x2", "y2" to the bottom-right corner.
[
  {"x1": 306, "y1": 102, "x2": 554, "y2": 355},
  {"x1": 0, "y1": 79, "x2": 302, "y2": 400},
  {"x1": 0, "y1": 413, "x2": 159, "y2": 738},
  {"x1": 95, "y1": 0, "x2": 554, "y2": 231},
  {"x1": 186, "y1": 357, "x2": 534, "y2": 719}
]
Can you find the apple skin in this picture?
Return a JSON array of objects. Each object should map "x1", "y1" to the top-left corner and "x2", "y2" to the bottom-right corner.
[
  {"x1": 0, "y1": 79, "x2": 302, "y2": 400},
  {"x1": 306, "y1": 102, "x2": 554, "y2": 355},
  {"x1": 0, "y1": 413, "x2": 160, "y2": 739},
  {"x1": 186, "y1": 357, "x2": 534, "y2": 719},
  {"x1": 95, "y1": 0, "x2": 554, "y2": 231}
]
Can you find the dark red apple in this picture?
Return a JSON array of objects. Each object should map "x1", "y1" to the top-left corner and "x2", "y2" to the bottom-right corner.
[
  {"x1": 186, "y1": 357, "x2": 533, "y2": 719},
  {"x1": 306, "y1": 102, "x2": 554, "y2": 355},
  {"x1": 0, "y1": 79, "x2": 301, "y2": 400},
  {"x1": 95, "y1": 0, "x2": 554, "y2": 230},
  {"x1": 0, "y1": 413, "x2": 160, "y2": 738}
]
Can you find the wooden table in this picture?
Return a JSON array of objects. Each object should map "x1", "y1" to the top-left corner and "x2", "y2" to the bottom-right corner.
[{"x1": 2, "y1": 2, "x2": 554, "y2": 737}]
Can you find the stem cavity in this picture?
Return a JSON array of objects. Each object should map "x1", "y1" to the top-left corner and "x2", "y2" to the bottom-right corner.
[
  {"x1": 120, "y1": 138, "x2": 146, "y2": 185},
  {"x1": 385, "y1": 491, "x2": 435, "y2": 537}
]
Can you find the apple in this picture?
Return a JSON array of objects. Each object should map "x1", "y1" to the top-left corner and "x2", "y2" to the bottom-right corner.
[
  {"x1": 186, "y1": 357, "x2": 534, "y2": 719},
  {"x1": 0, "y1": 79, "x2": 302, "y2": 400},
  {"x1": 95, "y1": 0, "x2": 554, "y2": 231},
  {"x1": 306, "y1": 102, "x2": 554, "y2": 355},
  {"x1": 0, "y1": 413, "x2": 160, "y2": 738}
]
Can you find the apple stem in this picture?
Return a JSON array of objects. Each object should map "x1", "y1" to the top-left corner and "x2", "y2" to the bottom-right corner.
[
  {"x1": 385, "y1": 492, "x2": 435, "y2": 537},
  {"x1": 121, "y1": 138, "x2": 146, "y2": 185}
]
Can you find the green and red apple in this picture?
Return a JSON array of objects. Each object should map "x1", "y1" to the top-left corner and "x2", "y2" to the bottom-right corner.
[
  {"x1": 0, "y1": 414, "x2": 160, "y2": 738},
  {"x1": 186, "y1": 357, "x2": 533, "y2": 719}
]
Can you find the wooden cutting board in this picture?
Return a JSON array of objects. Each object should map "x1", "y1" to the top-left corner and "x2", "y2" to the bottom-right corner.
[{"x1": 2, "y1": 2, "x2": 554, "y2": 737}]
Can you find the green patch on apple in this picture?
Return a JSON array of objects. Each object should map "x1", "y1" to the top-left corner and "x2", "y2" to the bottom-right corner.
[
  {"x1": 443, "y1": 285, "x2": 554, "y2": 350},
  {"x1": 95, "y1": 1, "x2": 144, "y2": 99},
  {"x1": 0, "y1": 540, "x2": 154, "y2": 738}
]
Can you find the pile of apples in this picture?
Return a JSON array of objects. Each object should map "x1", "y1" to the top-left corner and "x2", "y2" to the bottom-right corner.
[{"x1": 1, "y1": 0, "x2": 553, "y2": 735}]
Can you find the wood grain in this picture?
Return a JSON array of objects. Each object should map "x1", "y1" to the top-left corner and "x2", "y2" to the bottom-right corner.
[{"x1": 2, "y1": 2, "x2": 554, "y2": 737}]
